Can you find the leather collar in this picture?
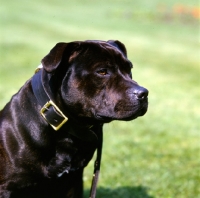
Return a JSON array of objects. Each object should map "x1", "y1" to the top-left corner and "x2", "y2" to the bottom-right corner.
[{"x1": 31, "y1": 66, "x2": 68, "y2": 130}]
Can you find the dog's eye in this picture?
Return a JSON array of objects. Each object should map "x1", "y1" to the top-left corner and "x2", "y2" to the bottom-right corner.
[{"x1": 97, "y1": 69, "x2": 108, "y2": 76}]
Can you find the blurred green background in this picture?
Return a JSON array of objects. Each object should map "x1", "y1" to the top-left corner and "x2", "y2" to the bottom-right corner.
[{"x1": 0, "y1": 0, "x2": 199, "y2": 197}]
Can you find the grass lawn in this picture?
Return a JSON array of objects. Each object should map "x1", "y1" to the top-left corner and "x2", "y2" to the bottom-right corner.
[{"x1": 0, "y1": 0, "x2": 200, "y2": 197}]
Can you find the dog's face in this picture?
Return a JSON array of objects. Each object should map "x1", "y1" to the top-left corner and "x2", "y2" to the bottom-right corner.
[{"x1": 42, "y1": 40, "x2": 148, "y2": 124}]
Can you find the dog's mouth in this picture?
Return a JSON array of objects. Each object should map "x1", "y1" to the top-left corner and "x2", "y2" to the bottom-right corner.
[{"x1": 95, "y1": 102, "x2": 148, "y2": 123}]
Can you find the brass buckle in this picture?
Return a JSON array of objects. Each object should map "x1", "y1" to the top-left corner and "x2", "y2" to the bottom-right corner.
[{"x1": 40, "y1": 100, "x2": 68, "y2": 131}]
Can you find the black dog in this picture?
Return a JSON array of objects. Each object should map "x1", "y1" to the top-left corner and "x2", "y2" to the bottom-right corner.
[{"x1": 0, "y1": 40, "x2": 148, "y2": 198}]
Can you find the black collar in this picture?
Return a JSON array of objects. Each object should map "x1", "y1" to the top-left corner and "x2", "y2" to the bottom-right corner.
[{"x1": 31, "y1": 67, "x2": 68, "y2": 130}]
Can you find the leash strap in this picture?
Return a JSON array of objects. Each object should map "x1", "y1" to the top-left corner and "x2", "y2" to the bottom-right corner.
[{"x1": 89, "y1": 125, "x2": 103, "y2": 198}]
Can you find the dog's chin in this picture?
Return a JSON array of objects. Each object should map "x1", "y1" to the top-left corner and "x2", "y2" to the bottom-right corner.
[
  {"x1": 121, "y1": 108, "x2": 148, "y2": 121},
  {"x1": 95, "y1": 114, "x2": 113, "y2": 123}
]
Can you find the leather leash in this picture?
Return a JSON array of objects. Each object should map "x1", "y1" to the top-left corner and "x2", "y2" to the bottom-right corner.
[
  {"x1": 89, "y1": 124, "x2": 103, "y2": 198},
  {"x1": 31, "y1": 66, "x2": 103, "y2": 197}
]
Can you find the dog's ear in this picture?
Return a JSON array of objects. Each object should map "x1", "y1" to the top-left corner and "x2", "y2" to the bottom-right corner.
[
  {"x1": 107, "y1": 40, "x2": 127, "y2": 57},
  {"x1": 41, "y1": 42, "x2": 80, "y2": 73}
]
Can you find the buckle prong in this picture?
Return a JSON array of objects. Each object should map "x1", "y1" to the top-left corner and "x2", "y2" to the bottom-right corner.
[{"x1": 40, "y1": 100, "x2": 68, "y2": 131}]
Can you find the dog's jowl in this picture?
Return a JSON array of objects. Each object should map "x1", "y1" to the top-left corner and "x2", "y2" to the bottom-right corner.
[{"x1": 0, "y1": 40, "x2": 148, "y2": 198}]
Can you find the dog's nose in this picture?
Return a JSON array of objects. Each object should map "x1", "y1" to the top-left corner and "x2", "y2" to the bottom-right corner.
[{"x1": 134, "y1": 86, "x2": 148, "y2": 100}]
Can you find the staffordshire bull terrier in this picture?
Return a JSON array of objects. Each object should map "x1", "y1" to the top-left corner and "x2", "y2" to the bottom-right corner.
[{"x1": 0, "y1": 40, "x2": 148, "y2": 198}]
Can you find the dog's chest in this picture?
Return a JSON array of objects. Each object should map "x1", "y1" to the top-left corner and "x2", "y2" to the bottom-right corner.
[{"x1": 46, "y1": 134, "x2": 97, "y2": 178}]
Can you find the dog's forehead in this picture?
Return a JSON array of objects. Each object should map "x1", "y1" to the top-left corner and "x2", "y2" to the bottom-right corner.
[
  {"x1": 84, "y1": 40, "x2": 119, "y2": 53},
  {"x1": 76, "y1": 41, "x2": 132, "y2": 72},
  {"x1": 81, "y1": 40, "x2": 127, "y2": 63}
]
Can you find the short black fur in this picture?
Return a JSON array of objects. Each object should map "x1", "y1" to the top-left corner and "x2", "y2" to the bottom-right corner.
[{"x1": 0, "y1": 40, "x2": 148, "y2": 198}]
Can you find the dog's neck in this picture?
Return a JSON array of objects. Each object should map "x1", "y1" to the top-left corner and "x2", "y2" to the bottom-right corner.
[{"x1": 32, "y1": 66, "x2": 100, "y2": 140}]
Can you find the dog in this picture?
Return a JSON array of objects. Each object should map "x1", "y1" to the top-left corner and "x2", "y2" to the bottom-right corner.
[{"x1": 0, "y1": 40, "x2": 148, "y2": 198}]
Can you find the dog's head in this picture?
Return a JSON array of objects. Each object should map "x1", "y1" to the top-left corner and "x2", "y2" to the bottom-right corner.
[{"x1": 41, "y1": 40, "x2": 148, "y2": 124}]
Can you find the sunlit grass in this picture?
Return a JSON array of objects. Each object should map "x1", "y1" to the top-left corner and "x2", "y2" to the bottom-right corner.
[{"x1": 0, "y1": 0, "x2": 199, "y2": 197}]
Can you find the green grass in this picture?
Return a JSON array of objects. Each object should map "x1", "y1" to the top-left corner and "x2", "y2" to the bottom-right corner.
[{"x1": 0, "y1": 0, "x2": 200, "y2": 197}]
